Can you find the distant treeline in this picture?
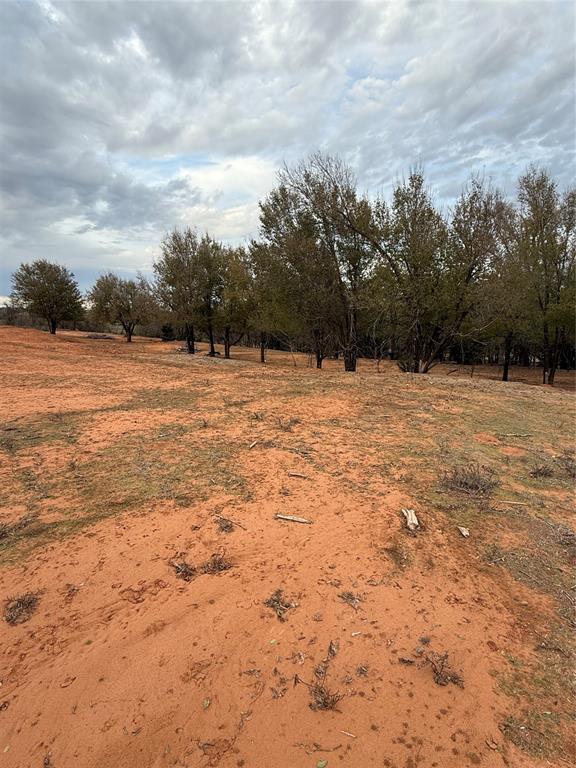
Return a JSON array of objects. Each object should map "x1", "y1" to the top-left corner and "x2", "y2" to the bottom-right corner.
[{"x1": 4, "y1": 154, "x2": 575, "y2": 384}]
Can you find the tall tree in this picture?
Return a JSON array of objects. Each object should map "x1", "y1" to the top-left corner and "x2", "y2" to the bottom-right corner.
[
  {"x1": 248, "y1": 239, "x2": 301, "y2": 363},
  {"x1": 367, "y1": 174, "x2": 503, "y2": 372},
  {"x1": 155, "y1": 229, "x2": 225, "y2": 357},
  {"x1": 87, "y1": 273, "x2": 153, "y2": 342},
  {"x1": 258, "y1": 184, "x2": 338, "y2": 368},
  {"x1": 196, "y1": 234, "x2": 225, "y2": 357},
  {"x1": 155, "y1": 228, "x2": 202, "y2": 353},
  {"x1": 279, "y1": 153, "x2": 376, "y2": 371},
  {"x1": 517, "y1": 167, "x2": 576, "y2": 385},
  {"x1": 10, "y1": 259, "x2": 84, "y2": 334},
  {"x1": 220, "y1": 246, "x2": 253, "y2": 359}
]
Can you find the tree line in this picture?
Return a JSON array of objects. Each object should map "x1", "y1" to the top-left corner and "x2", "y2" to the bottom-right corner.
[{"x1": 7, "y1": 155, "x2": 575, "y2": 384}]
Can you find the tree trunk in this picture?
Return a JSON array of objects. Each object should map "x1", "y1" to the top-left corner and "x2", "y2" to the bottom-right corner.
[
  {"x1": 542, "y1": 321, "x2": 550, "y2": 383},
  {"x1": 184, "y1": 322, "x2": 195, "y2": 354},
  {"x1": 207, "y1": 302, "x2": 215, "y2": 357},
  {"x1": 260, "y1": 331, "x2": 266, "y2": 363},
  {"x1": 502, "y1": 331, "x2": 513, "y2": 382},
  {"x1": 343, "y1": 347, "x2": 357, "y2": 372},
  {"x1": 343, "y1": 307, "x2": 357, "y2": 372},
  {"x1": 49, "y1": 318, "x2": 57, "y2": 335},
  {"x1": 312, "y1": 328, "x2": 324, "y2": 369},
  {"x1": 224, "y1": 325, "x2": 231, "y2": 359},
  {"x1": 548, "y1": 327, "x2": 560, "y2": 386},
  {"x1": 125, "y1": 323, "x2": 133, "y2": 343}
]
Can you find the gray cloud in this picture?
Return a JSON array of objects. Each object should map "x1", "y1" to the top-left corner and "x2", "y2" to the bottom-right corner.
[{"x1": 0, "y1": 0, "x2": 574, "y2": 293}]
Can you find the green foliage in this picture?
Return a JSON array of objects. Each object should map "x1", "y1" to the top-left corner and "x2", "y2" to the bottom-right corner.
[
  {"x1": 10, "y1": 259, "x2": 84, "y2": 333},
  {"x1": 87, "y1": 272, "x2": 154, "y2": 341}
]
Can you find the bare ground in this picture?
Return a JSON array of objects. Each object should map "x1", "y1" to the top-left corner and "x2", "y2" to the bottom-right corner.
[{"x1": 0, "y1": 327, "x2": 574, "y2": 768}]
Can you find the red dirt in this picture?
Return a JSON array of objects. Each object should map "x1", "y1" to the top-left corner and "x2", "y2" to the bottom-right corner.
[{"x1": 0, "y1": 327, "x2": 574, "y2": 768}]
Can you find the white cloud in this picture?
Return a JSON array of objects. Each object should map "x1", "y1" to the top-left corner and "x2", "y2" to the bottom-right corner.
[{"x1": 0, "y1": 0, "x2": 574, "y2": 291}]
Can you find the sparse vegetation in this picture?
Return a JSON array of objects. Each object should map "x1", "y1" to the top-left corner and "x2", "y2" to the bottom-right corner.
[
  {"x1": 338, "y1": 591, "x2": 362, "y2": 610},
  {"x1": 530, "y1": 463, "x2": 554, "y2": 478},
  {"x1": 264, "y1": 589, "x2": 294, "y2": 621},
  {"x1": 170, "y1": 552, "x2": 232, "y2": 581},
  {"x1": 556, "y1": 449, "x2": 576, "y2": 479},
  {"x1": 170, "y1": 559, "x2": 197, "y2": 582},
  {"x1": 425, "y1": 652, "x2": 464, "y2": 688},
  {"x1": 442, "y1": 462, "x2": 499, "y2": 497},
  {"x1": 201, "y1": 552, "x2": 232, "y2": 574},
  {"x1": 294, "y1": 675, "x2": 343, "y2": 711},
  {"x1": 4, "y1": 593, "x2": 40, "y2": 625}
]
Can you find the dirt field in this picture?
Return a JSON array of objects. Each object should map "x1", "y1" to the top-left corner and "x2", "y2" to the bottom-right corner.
[{"x1": 0, "y1": 327, "x2": 574, "y2": 768}]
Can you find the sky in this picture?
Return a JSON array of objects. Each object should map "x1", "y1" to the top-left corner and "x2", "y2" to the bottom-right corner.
[{"x1": 1, "y1": 0, "x2": 574, "y2": 299}]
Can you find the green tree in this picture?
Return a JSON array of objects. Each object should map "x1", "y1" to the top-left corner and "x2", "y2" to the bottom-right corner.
[
  {"x1": 279, "y1": 153, "x2": 376, "y2": 371},
  {"x1": 220, "y1": 246, "x2": 253, "y2": 359},
  {"x1": 196, "y1": 234, "x2": 225, "y2": 357},
  {"x1": 155, "y1": 228, "x2": 225, "y2": 357},
  {"x1": 155, "y1": 228, "x2": 202, "y2": 353},
  {"x1": 87, "y1": 273, "x2": 154, "y2": 342},
  {"x1": 367, "y1": 174, "x2": 503, "y2": 372},
  {"x1": 517, "y1": 167, "x2": 576, "y2": 385},
  {"x1": 258, "y1": 183, "x2": 338, "y2": 368},
  {"x1": 10, "y1": 259, "x2": 84, "y2": 334},
  {"x1": 248, "y1": 239, "x2": 301, "y2": 363}
]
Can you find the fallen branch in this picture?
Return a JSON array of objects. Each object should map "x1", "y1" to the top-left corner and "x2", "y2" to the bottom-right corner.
[
  {"x1": 274, "y1": 513, "x2": 313, "y2": 525},
  {"x1": 249, "y1": 440, "x2": 258, "y2": 449},
  {"x1": 287, "y1": 471, "x2": 309, "y2": 479},
  {"x1": 491, "y1": 500, "x2": 529, "y2": 506}
]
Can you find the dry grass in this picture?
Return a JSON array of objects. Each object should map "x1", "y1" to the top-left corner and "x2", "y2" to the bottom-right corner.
[
  {"x1": 441, "y1": 462, "x2": 499, "y2": 497},
  {"x1": 170, "y1": 559, "x2": 197, "y2": 582},
  {"x1": 294, "y1": 675, "x2": 343, "y2": 711},
  {"x1": 4, "y1": 593, "x2": 40, "y2": 625},
  {"x1": 0, "y1": 512, "x2": 38, "y2": 542},
  {"x1": 555, "y1": 449, "x2": 576, "y2": 479},
  {"x1": 338, "y1": 590, "x2": 362, "y2": 610},
  {"x1": 264, "y1": 589, "x2": 294, "y2": 621},
  {"x1": 201, "y1": 552, "x2": 232, "y2": 574},
  {"x1": 529, "y1": 463, "x2": 554, "y2": 478},
  {"x1": 425, "y1": 652, "x2": 464, "y2": 688}
]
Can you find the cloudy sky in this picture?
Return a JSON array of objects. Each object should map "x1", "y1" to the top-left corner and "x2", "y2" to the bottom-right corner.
[{"x1": 1, "y1": 0, "x2": 574, "y2": 297}]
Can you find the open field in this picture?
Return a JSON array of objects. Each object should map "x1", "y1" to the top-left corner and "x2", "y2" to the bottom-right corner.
[{"x1": 0, "y1": 326, "x2": 574, "y2": 768}]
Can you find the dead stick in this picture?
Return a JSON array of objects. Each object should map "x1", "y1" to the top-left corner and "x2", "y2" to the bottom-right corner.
[
  {"x1": 214, "y1": 513, "x2": 247, "y2": 531},
  {"x1": 275, "y1": 513, "x2": 312, "y2": 524},
  {"x1": 492, "y1": 500, "x2": 529, "y2": 506}
]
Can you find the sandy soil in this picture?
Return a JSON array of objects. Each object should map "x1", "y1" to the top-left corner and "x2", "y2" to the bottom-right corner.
[{"x1": 0, "y1": 327, "x2": 574, "y2": 768}]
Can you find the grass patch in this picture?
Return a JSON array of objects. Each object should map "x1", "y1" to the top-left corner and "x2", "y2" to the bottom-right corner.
[
  {"x1": 0, "y1": 512, "x2": 38, "y2": 542},
  {"x1": 0, "y1": 412, "x2": 80, "y2": 454},
  {"x1": 501, "y1": 712, "x2": 562, "y2": 759},
  {"x1": 555, "y1": 449, "x2": 576, "y2": 480},
  {"x1": 0, "y1": 431, "x2": 250, "y2": 561}
]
